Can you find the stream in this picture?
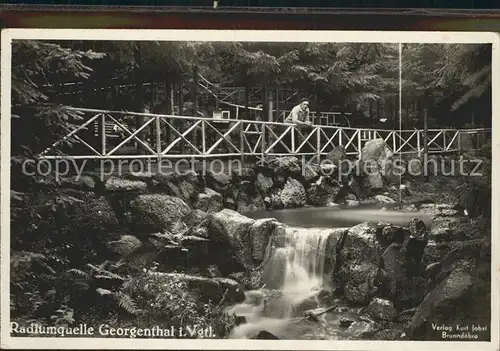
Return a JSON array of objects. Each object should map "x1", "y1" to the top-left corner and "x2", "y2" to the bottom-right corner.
[{"x1": 227, "y1": 205, "x2": 431, "y2": 339}]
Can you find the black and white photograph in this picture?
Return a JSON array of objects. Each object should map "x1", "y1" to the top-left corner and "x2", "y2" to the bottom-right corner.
[{"x1": 1, "y1": 29, "x2": 498, "y2": 350}]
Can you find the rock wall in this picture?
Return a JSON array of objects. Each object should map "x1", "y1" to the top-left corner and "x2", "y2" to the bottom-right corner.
[{"x1": 11, "y1": 143, "x2": 491, "y2": 341}]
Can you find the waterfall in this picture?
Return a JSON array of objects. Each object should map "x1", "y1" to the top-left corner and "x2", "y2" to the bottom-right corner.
[
  {"x1": 229, "y1": 227, "x2": 341, "y2": 338},
  {"x1": 273, "y1": 228, "x2": 332, "y2": 295}
]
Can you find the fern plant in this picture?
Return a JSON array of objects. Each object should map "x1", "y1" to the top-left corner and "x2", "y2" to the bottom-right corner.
[{"x1": 114, "y1": 292, "x2": 143, "y2": 316}]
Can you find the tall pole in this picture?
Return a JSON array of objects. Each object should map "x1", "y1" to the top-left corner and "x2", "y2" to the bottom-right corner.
[
  {"x1": 423, "y1": 107, "x2": 429, "y2": 182},
  {"x1": 398, "y1": 43, "x2": 403, "y2": 208}
]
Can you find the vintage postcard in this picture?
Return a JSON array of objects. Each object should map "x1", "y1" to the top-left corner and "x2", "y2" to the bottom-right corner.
[{"x1": 1, "y1": 29, "x2": 498, "y2": 350}]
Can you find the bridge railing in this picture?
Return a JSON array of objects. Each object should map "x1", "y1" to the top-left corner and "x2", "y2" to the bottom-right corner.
[{"x1": 38, "y1": 108, "x2": 491, "y2": 161}]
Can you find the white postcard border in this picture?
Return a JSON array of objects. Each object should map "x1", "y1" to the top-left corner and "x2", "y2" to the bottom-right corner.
[{"x1": 1, "y1": 28, "x2": 499, "y2": 350}]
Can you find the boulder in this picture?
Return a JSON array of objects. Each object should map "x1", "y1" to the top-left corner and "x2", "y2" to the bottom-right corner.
[
  {"x1": 360, "y1": 138, "x2": 394, "y2": 186},
  {"x1": 419, "y1": 204, "x2": 459, "y2": 219},
  {"x1": 364, "y1": 172, "x2": 385, "y2": 190},
  {"x1": 346, "y1": 193, "x2": 357, "y2": 201},
  {"x1": 255, "y1": 173, "x2": 274, "y2": 195},
  {"x1": 345, "y1": 199, "x2": 360, "y2": 207},
  {"x1": 374, "y1": 329, "x2": 404, "y2": 340},
  {"x1": 397, "y1": 276, "x2": 428, "y2": 309},
  {"x1": 224, "y1": 197, "x2": 237, "y2": 210},
  {"x1": 380, "y1": 243, "x2": 408, "y2": 298},
  {"x1": 229, "y1": 269, "x2": 265, "y2": 290},
  {"x1": 339, "y1": 317, "x2": 355, "y2": 328},
  {"x1": 194, "y1": 188, "x2": 223, "y2": 214},
  {"x1": 183, "y1": 209, "x2": 210, "y2": 238},
  {"x1": 319, "y1": 163, "x2": 338, "y2": 178},
  {"x1": 183, "y1": 209, "x2": 208, "y2": 226},
  {"x1": 407, "y1": 269, "x2": 476, "y2": 340},
  {"x1": 407, "y1": 158, "x2": 423, "y2": 176},
  {"x1": 204, "y1": 264, "x2": 222, "y2": 278},
  {"x1": 308, "y1": 176, "x2": 341, "y2": 206},
  {"x1": 429, "y1": 218, "x2": 455, "y2": 241},
  {"x1": 343, "y1": 222, "x2": 385, "y2": 261},
  {"x1": 232, "y1": 166, "x2": 256, "y2": 181},
  {"x1": 325, "y1": 145, "x2": 347, "y2": 164},
  {"x1": 404, "y1": 204, "x2": 418, "y2": 212},
  {"x1": 254, "y1": 330, "x2": 280, "y2": 339},
  {"x1": 343, "y1": 262, "x2": 381, "y2": 304},
  {"x1": 406, "y1": 218, "x2": 429, "y2": 268},
  {"x1": 346, "y1": 320, "x2": 377, "y2": 338},
  {"x1": 236, "y1": 191, "x2": 266, "y2": 213},
  {"x1": 205, "y1": 171, "x2": 232, "y2": 193},
  {"x1": 269, "y1": 192, "x2": 285, "y2": 210},
  {"x1": 106, "y1": 235, "x2": 143, "y2": 257},
  {"x1": 249, "y1": 219, "x2": 284, "y2": 262},
  {"x1": 303, "y1": 164, "x2": 319, "y2": 183},
  {"x1": 280, "y1": 178, "x2": 307, "y2": 208},
  {"x1": 65, "y1": 196, "x2": 119, "y2": 235},
  {"x1": 235, "y1": 316, "x2": 247, "y2": 326},
  {"x1": 104, "y1": 176, "x2": 148, "y2": 192},
  {"x1": 154, "y1": 171, "x2": 203, "y2": 204},
  {"x1": 60, "y1": 175, "x2": 97, "y2": 191},
  {"x1": 380, "y1": 225, "x2": 406, "y2": 245},
  {"x1": 335, "y1": 222, "x2": 385, "y2": 303},
  {"x1": 366, "y1": 298, "x2": 398, "y2": 321},
  {"x1": 149, "y1": 272, "x2": 245, "y2": 304},
  {"x1": 208, "y1": 209, "x2": 255, "y2": 269},
  {"x1": 347, "y1": 176, "x2": 362, "y2": 198},
  {"x1": 268, "y1": 156, "x2": 301, "y2": 176},
  {"x1": 361, "y1": 139, "x2": 393, "y2": 170},
  {"x1": 374, "y1": 195, "x2": 396, "y2": 204},
  {"x1": 129, "y1": 194, "x2": 191, "y2": 233}
]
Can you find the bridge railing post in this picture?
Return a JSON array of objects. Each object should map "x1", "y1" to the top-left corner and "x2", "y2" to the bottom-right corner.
[
  {"x1": 417, "y1": 129, "x2": 421, "y2": 157},
  {"x1": 100, "y1": 113, "x2": 106, "y2": 156},
  {"x1": 240, "y1": 121, "x2": 244, "y2": 162},
  {"x1": 156, "y1": 116, "x2": 161, "y2": 166},
  {"x1": 357, "y1": 129, "x2": 362, "y2": 159},
  {"x1": 261, "y1": 124, "x2": 266, "y2": 163},
  {"x1": 202, "y1": 120, "x2": 206, "y2": 156},
  {"x1": 457, "y1": 130, "x2": 462, "y2": 155},
  {"x1": 392, "y1": 131, "x2": 397, "y2": 154},
  {"x1": 291, "y1": 125, "x2": 295, "y2": 154},
  {"x1": 316, "y1": 126, "x2": 320, "y2": 162}
]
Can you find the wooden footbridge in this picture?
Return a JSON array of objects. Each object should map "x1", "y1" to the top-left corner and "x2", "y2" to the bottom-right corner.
[{"x1": 39, "y1": 107, "x2": 491, "y2": 162}]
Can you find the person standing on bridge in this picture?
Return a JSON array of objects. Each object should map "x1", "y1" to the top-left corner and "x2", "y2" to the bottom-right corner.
[
  {"x1": 284, "y1": 98, "x2": 312, "y2": 127},
  {"x1": 274, "y1": 98, "x2": 314, "y2": 154}
]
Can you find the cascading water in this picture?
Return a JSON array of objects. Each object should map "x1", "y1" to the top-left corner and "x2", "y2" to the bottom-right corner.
[{"x1": 228, "y1": 227, "x2": 341, "y2": 339}]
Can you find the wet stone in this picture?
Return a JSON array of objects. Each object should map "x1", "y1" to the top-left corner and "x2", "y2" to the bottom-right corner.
[{"x1": 339, "y1": 317, "x2": 355, "y2": 328}]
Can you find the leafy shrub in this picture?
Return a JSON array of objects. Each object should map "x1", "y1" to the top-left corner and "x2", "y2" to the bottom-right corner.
[{"x1": 119, "y1": 264, "x2": 236, "y2": 338}]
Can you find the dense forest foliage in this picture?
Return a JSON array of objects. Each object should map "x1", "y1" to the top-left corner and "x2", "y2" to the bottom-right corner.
[{"x1": 11, "y1": 40, "x2": 491, "y2": 160}]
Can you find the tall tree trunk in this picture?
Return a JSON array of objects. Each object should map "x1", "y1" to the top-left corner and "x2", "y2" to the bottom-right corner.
[
  {"x1": 178, "y1": 84, "x2": 184, "y2": 116},
  {"x1": 369, "y1": 100, "x2": 373, "y2": 122},
  {"x1": 178, "y1": 83, "x2": 185, "y2": 153},
  {"x1": 192, "y1": 66, "x2": 199, "y2": 116},
  {"x1": 134, "y1": 44, "x2": 146, "y2": 155},
  {"x1": 315, "y1": 88, "x2": 320, "y2": 125},
  {"x1": 263, "y1": 81, "x2": 270, "y2": 122},
  {"x1": 192, "y1": 66, "x2": 199, "y2": 146},
  {"x1": 423, "y1": 107, "x2": 429, "y2": 182},
  {"x1": 376, "y1": 99, "x2": 381, "y2": 121},
  {"x1": 405, "y1": 100, "x2": 409, "y2": 128},
  {"x1": 170, "y1": 84, "x2": 175, "y2": 114},
  {"x1": 244, "y1": 84, "x2": 250, "y2": 119},
  {"x1": 275, "y1": 85, "x2": 280, "y2": 122},
  {"x1": 164, "y1": 80, "x2": 172, "y2": 147}
]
